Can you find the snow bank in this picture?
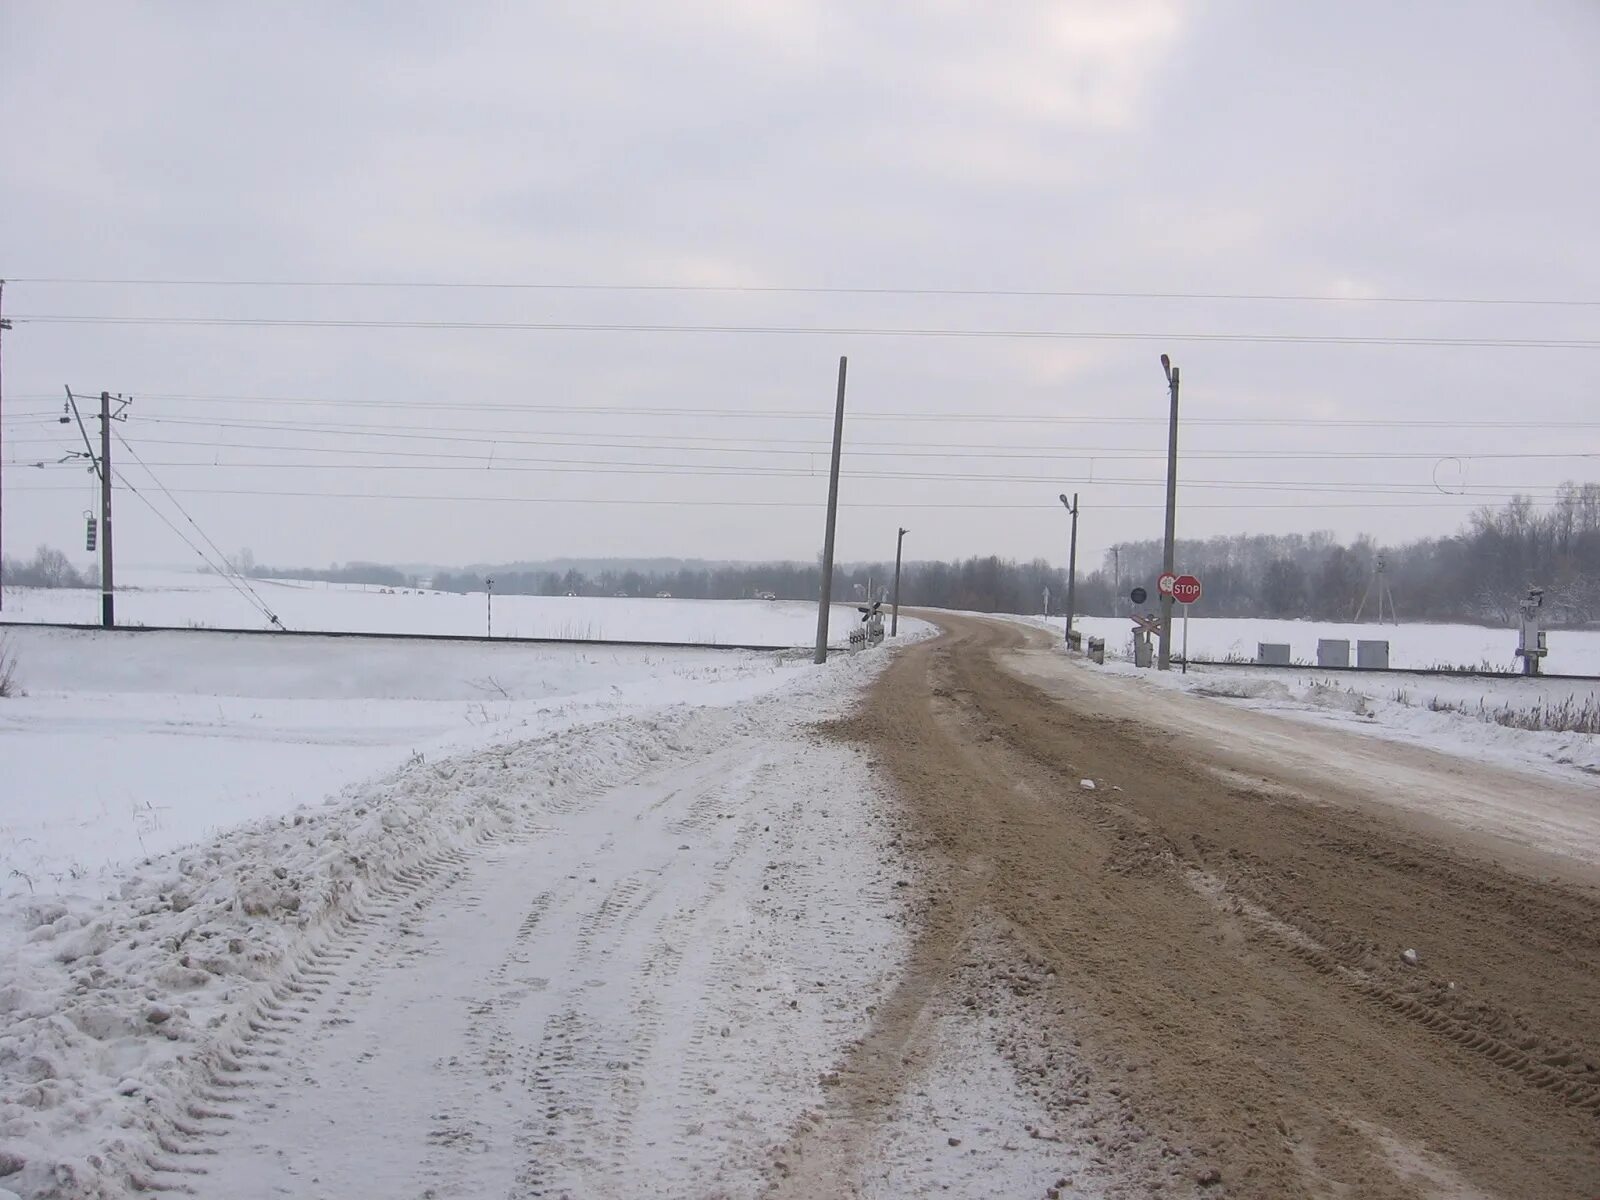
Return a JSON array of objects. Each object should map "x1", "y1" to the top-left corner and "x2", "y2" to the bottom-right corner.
[
  {"x1": 0, "y1": 647, "x2": 894, "y2": 1199},
  {"x1": 0, "y1": 626, "x2": 819, "y2": 898},
  {"x1": 1098, "y1": 652, "x2": 1599, "y2": 778}
]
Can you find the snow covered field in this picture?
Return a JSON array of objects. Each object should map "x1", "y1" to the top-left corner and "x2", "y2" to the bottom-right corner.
[
  {"x1": 1011, "y1": 615, "x2": 1600, "y2": 779},
  {"x1": 0, "y1": 569, "x2": 896, "y2": 648},
  {"x1": 0, "y1": 626, "x2": 826, "y2": 899}
]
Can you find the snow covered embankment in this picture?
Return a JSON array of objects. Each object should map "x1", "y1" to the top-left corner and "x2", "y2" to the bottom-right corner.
[{"x1": 0, "y1": 652, "x2": 905, "y2": 1200}]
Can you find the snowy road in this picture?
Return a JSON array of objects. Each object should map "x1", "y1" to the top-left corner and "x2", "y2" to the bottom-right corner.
[{"x1": 193, "y1": 734, "x2": 905, "y2": 1199}]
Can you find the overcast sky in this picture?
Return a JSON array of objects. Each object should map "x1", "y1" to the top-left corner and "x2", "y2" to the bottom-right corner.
[{"x1": 2, "y1": 1, "x2": 1597, "y2": 574}]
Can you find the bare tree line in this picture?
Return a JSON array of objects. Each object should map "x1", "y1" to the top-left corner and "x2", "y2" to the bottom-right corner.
[{"x1": 9, "y1": 483, "x2": 1596, "y2": 627}]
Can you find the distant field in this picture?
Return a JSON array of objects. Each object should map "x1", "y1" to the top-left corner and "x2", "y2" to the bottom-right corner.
[
  {"x1": 0, "y1": 625, "x2": 814, "y2": 897},
  {"x1": 0, "y1": 569, "x2": 915, "y2": 647}
]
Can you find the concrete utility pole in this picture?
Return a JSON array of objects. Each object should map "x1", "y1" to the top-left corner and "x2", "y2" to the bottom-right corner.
[
  {"x1": 814, "y1": 356, "x2": 848, "y2": 664},
  {"x1": 98, "y1": 390, "x2": 115, "y2": 628},
  {"x1": 0, "y1": 279, "x2": 9, "y2": 610},
  {"x1": 1058, "y1": 492, "x2": 1079, "y2": 645},
  {"x1": 486, "y1": 577, "x2": 494, "y2": 638},
  {"x1": 1158, "y1": 354, "x2": 1180, "y2": 670},
  {"x1": 1112, "y1": 545, "x2": 1122, "y2": 616},
  {"x1": 891, "y1": 526, "x2": 908, "y2": 636}
]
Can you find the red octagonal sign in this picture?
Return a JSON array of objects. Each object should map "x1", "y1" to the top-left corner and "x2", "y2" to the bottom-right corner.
[{"x1": 1171, "y1": 574, "x2": 1203, "y2": 605}]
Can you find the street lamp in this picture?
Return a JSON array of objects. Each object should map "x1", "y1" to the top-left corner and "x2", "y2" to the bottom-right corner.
[
  {"x1": 1157, "y1": 355, "x2": 1180, "y2": 670},
  {"x1": 891, "y1": 527, "x2": 909, "y2": 636},
  {"x1": 1058, "y1": 493, "x2": 1079, "y2": 646}
]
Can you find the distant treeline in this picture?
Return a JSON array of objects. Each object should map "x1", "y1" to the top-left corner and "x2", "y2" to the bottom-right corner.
[
  {"x1": 1, "y1": 545, "x2": 99, "y2": 589},
  {"x1": 1099, "y1": 482, "x2": 1600, "y2": 625},
  {"x1": 427, "y1": 485, "x2": 1600, "y2": 625},
  {"x1": 11, "y1": 485, "x2": 1596, "y2": 626}
]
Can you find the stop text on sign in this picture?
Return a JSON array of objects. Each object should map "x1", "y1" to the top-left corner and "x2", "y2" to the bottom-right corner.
[{"x1": 1171, "y1": 574, "x2": 1203, "y2": 605}]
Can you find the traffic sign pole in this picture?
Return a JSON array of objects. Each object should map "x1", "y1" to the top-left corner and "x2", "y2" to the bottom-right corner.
[{"x1": 1168, "y1": 575, "x2": 1202, "y2": 672}]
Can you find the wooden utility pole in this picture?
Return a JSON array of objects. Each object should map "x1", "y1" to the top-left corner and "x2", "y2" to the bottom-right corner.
[
  {"x1": 813, "y1": 356, "x2": 848, "y2": 664},
  {"x1": 1158, "y1": 355, "x2": 1180, "y2": 670},
  {"x1": 891, "y1": 526, "x2": 908, "y2": 636},
  {"x1": 1059, "y1": 492, "x2": 1079, "y2": 644},
  {"x1": 99, "y1": 391, "x2": 115, "y2": 627}
]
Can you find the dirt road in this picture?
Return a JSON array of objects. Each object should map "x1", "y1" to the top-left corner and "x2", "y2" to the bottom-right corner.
[{"x1": 780, "y1": 615, "x2": 1600, "y2": 1199}]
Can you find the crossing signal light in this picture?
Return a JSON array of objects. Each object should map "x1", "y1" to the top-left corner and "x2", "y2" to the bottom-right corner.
[{"x1": 85, "y1": 514, "x2": 97, "y2": 552}]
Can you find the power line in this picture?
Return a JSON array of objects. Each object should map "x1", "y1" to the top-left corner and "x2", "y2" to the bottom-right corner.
[
  {"x1": 11, "y1": 429, "x2": 1595, "y2": 466},
  {"x1": 7, "y1": 394, "x2": 1600, "y2": 428},
  {"x1": 8, "y1": 276, "x2": 1598, "y2": 307},
  {"x1": 112, "y1": 429, "x2": 285, "y2": 629},
  {"x1": 4, "y1": 481, "x2": 1562, "y2": 511},
  {"x1": 109, "y1": 468, "x2": 285, "y2": 628},
  {"x1": 11, "y1": 313, "x2": 1599, "y2": 350},
  {"x1": 9, "y1": 452, "x2": 1574, "y2": 499}
]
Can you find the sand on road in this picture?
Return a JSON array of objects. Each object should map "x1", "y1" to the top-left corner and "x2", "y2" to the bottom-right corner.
[{"x1": 776, "y1": 614, "x2": 1600, "y2": 1199}]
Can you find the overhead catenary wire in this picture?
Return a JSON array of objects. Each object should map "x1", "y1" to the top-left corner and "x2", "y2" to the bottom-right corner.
[
  {"x1": 9, "y1": 313, "x2": 1600, "y2": 350},
  {"x1": 4, "y1": 480, "x2": 1573, "y2": 511},
  {"x1": 6, "y1": 451, "x2": 1576, "y2": 500},
  {"x1": 7, "y1": 393, "x2": 1600, "y2": 428},
  {"x1": 11, "y1": 429, "x2": 1597, "y2": 467},
  {"x1": 7, "y1": 276, "x2": 1598, "y2": 307},
  {"x1": 112, "y1": 429, "x2": 285, "y2": 629},
  {"x1": 110, "y1": 468, "x2": 289, "y2": 628}
]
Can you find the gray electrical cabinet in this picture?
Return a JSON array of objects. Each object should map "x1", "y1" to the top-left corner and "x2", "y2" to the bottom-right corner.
[
  {"x1": 1317, "y1": 639, "x2": 1351, "y2": 668},
  {"x1": 1256, "y1": 643, "x2": 1292, "y2": 665},
  {"x1": 1356, "y1": 639, "x2": 1390, "y2": 669}
]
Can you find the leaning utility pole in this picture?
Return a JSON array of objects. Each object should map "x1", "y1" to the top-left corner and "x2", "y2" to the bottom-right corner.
[
  {"x1": 891, "y1": 526, "x2": 908, "y2": 636},
  {"x1": 1059, "y1": 492, "x2": 1079, "y2": 645},
  {"x1": 0, "y1": 279, "x2": 9, "y2": 610},
  {"x1": 813, "y1": 356, "x2": 848, "y2": 664},
  {"x1": 1158, "y1": 354, "x2": 1180, "y2": 670},
  {"x1": 98, "y1": 391, "x2": 115, "y2": 627}
]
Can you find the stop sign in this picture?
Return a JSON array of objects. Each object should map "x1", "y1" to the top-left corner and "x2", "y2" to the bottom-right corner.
[{"x1": 1172, "y1": 574, "x2": 1202, "y2": 605}]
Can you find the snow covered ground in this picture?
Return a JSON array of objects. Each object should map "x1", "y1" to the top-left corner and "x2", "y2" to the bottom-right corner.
[
  {"x1": 0, "y1": 625, "x2": 832, "y2": 900},
  {"x1": 0, "y1": 569, "x2": 906, "y2": 648},
  {"x1": 0, "y1": 650, "x2": 933, "y2": 1199},
  {"x1": 1010, "y1": 616, "x2": 1600, "y2": 779},
  {"x1": 1056, "y1": 612, "x2": 1600, "y2": 675}
]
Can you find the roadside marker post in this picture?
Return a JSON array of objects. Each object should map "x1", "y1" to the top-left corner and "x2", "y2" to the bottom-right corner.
[{"x1": 1130, "y1": 611, "x2": 1160, "y2": 667}]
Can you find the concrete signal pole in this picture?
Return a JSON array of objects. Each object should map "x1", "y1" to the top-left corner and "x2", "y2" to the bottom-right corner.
[
  {"x1": 99, "y1": 391, "x2": 115, "y2": 628},
  {"x1": 814, "y1": 356, "x2": 848, "y2": 664},
  {"x1": 1058, "y1": 492, "x2": 1079, "y2": 645},
  {"x1": 891, "y1": 526, "x2": 908, "y2": 636},
  {"x1": 0, "y1": 279, "x2": 9, "y2": 610},
  {"x1": 1158, "y1": 355, "x2": 1180, "y2": 670}
]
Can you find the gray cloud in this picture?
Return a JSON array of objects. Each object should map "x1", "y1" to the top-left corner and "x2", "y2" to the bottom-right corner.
[{"x1": 2, "y1": 0, "x2": 1596, "y2": 574}]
